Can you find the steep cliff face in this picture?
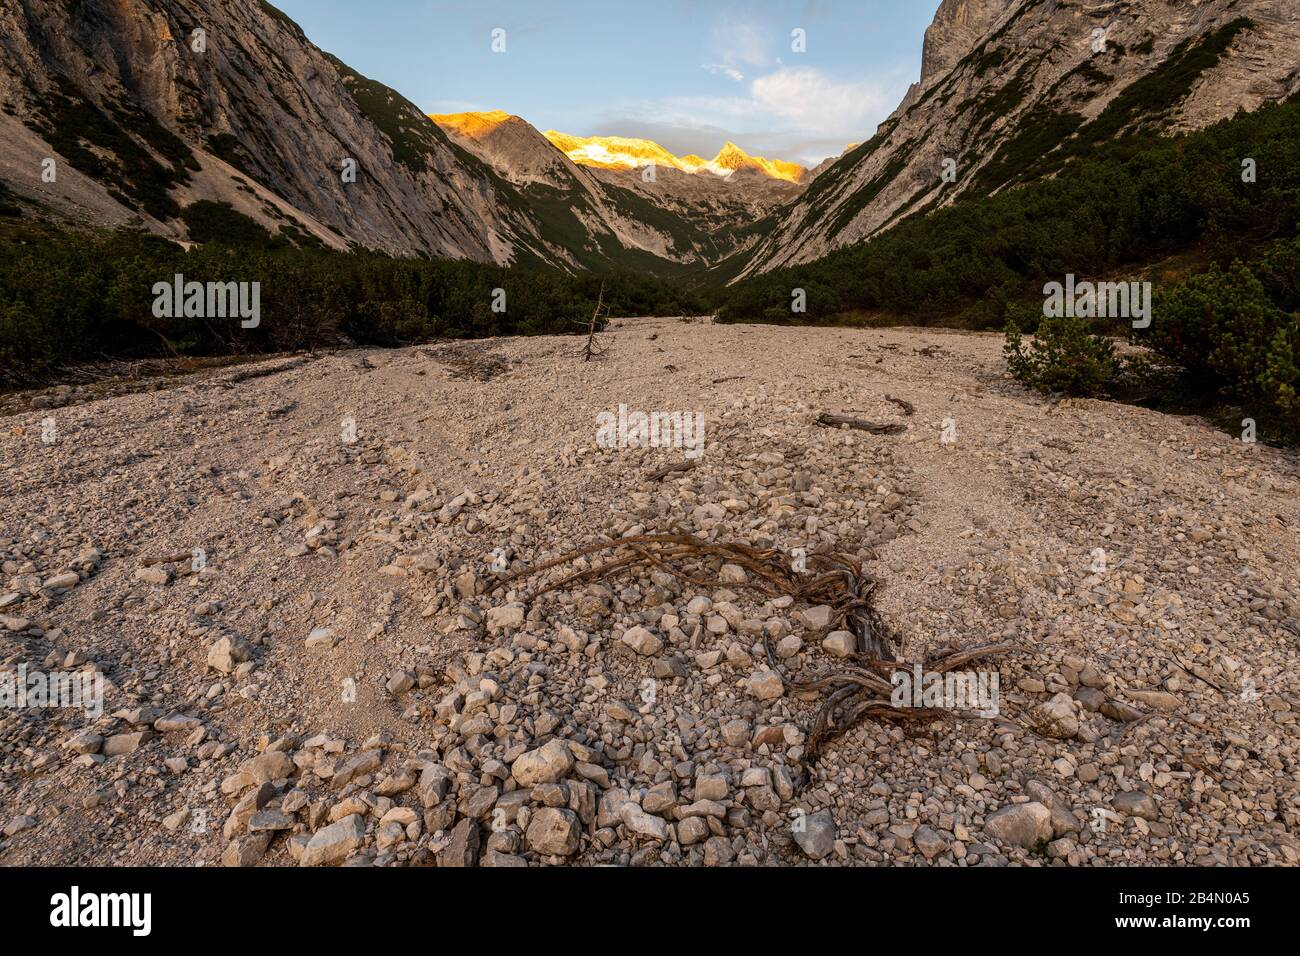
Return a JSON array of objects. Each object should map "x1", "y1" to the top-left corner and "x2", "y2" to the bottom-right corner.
[
  {"x1": 0, "y1": 0, "x2": 562, "y2": 260},
  {"x1": 6, "y1": 0, "x2": 1297, "y2": 279},
  {"x1": 0, "y1": 0, "x2": 817, "y2": 273},
  {"x1": 0, "y1": 0, "x2": 828, "y2": 274},
  {"x1": 922, "y1": 0, "x2": 1018, "y2": 85},
  {"x1": 731, "y1": 0, "x2": 1300, "y2": 280}
]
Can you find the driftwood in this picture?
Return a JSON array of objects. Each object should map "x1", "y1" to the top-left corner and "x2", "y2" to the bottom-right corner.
[
  {"x1": 217, "y1": 355, "x2": 312, "y2": 386},
  {"x1": 815, "y1": 411, "x2": 907, "y2": 435},
  {"x1": 499, "y1": 531, "x2": 1014, "y2": 769},
  {"x1": 645, "y1": 461, "x2": 696, "y2": 481},
  {"x1": 139, "y1": 552, "x2": 193, "y2": 567}
]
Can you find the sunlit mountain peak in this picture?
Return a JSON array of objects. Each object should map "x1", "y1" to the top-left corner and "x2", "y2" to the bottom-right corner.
[
  {"x1": 709, "y1": 142, "x2": 806, "y2": 183},
  {"x1": 429, "y1": 109, "x2": 517, "y2": 139},
  {"x1": 541, "y1": 130, "x2": 807, "y2": 184}
]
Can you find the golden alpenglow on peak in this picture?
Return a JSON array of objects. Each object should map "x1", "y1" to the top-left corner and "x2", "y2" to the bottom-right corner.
[
  {"x1": 709, "y1": 142, "x2": 806, "y2": 183},
  {"x1": 428, "y1": 110, "x2": 517, "y2": 138},
  {"x1": 541, "y1": 131, "x2": 681, "y2": 171},
  {"x1": 541, "y1": 129, "x2": 808, "y2": 183}
]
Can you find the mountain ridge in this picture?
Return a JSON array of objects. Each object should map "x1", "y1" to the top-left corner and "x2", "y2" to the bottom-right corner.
[
  {"x1": 725, "y1": 0, "x2": 1300, "y2": 280},
  {"x1": 2, "y1": 0, "x2": 1298, "y2": 284}
]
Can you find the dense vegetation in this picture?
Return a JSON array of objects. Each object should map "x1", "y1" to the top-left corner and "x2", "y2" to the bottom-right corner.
[
  {"x1": 715, "y1": 93, "x2": 1299, "y2": 326},
  {"x1": 995, "y1": 168, "x2": 1300, "y2": 443},
  {"x1": 1004, "y1": 244, "x2": 1299, "y2": 443},
  {"x1": 0, "y1": 217, "x2": 702, "y2": 388}
]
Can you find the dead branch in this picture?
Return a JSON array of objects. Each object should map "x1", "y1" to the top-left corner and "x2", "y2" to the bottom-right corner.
[
  {"x1": 645, "y1": 461, "x2": 696, "y2": 481},
  {"x1": 815, "y1": 411, "x2": 906, "y2": 435},
  {"x1": 138, "y1": 552, "x2": 193, "y2": 566},
  {"x1": 884, "y1": 394, "x2": 915, "y2": 416},
  {"x1": 576, "y1": 282, "x2": 610, "y2": 362}
]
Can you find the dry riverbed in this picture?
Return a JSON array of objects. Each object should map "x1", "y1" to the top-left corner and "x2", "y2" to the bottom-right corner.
[{"x1": 1, "y1": 317, "x2": 1297, "y2": 867}]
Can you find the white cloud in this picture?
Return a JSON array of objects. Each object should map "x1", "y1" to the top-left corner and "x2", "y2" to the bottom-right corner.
[
  {"x1": 593, "y1": 62, "x2": 911, "y2": 165},
  {"x1": 701, "y1": 62, "x2": 745, "y2": 82},
  {"x1": 751, "y1": 67, "x2": 893, "y2": 134},
  {"x1": 710, "y1": 13, "x2": 770, "y2": 68}
]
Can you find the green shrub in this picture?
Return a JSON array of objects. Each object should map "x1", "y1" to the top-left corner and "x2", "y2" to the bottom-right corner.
[
  {"x1": 0, "y1": 300, "x2": 53, "y2": 383},
  {"x1": 1142, "y1": 261, "x2": 1298, "y2": 440},
  {"x1": 1254, "y1": 235, "x2": 1300, "y2": 311},
  {"x1": 1261, "y1": 325, "x2": 1299, "y2": 438},
  {"x1": 1004, "y1": 311, "x2": 1119, "y2": 396},
  {"x1": 1144, "y1": 262, "x2": 1286, "y2": 390},
  {"x1": 181, "y1": 201, "x2": 281, "y2": 249}
]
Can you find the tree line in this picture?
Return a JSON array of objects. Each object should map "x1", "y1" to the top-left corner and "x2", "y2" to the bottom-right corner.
[{"x1": 0, "y1": 208, "x2": 704, "y2": 388}]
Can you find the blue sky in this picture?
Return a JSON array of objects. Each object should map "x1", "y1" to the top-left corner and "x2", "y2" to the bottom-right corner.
[{"x1": 272, "y1": 0, "x2": 934, "y2": 166}]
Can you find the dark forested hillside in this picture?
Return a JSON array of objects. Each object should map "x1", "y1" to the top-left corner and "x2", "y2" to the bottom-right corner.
[
  {"x1": 0, "y1": 217, "x2": 702, "y2": 387},
  {"x1": 714, "y1": 95, "x2": 1300, "y2": 327}
]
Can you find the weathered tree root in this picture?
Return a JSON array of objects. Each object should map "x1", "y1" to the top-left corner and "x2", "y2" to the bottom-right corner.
[
  {"x1": 499, "y1": 532, "x2": 1015, "y2": 769},
  {"x1": 790, "y1": 642, "x2": 1017, "y2": 766}
]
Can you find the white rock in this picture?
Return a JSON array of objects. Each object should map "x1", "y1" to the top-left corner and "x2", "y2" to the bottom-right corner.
[
  {"x1": 305, "y1": 627, "x2": 338, "y2": 650},
  {"x1": 621, "y1": 626, "x2": 663, "y2": 656},
  {"x1": 511, "y1": 739, "x2": 574, "y2": 786},
  {"x1": 822, "y1": 630, "x2": 856, "y2": 657},
  {"x1": 745, "y1": 670, "x2": 784, "y2": 700},
  {"x1": 300, "y1": 813, "x2": 365, "y2": 866},
  {"x1": 983, "y1": 802, "x2": 1052, "y2": 849}
]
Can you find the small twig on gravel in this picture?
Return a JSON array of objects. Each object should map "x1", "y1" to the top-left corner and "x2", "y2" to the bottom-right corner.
[
  {"x1": 1170, "y1": 654, "x2": 1234, "y2": 696},
  {"x1": 645, "y1": 461, "x2": 696, "y2": 481},
  {"x1": 814, "y1": 412, "x2": 906, "y2": 435},
  {"x1": 884, "y1": 394, "x2": 915, "y2": 416}
]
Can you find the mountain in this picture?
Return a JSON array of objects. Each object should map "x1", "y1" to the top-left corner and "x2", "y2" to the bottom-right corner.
[
  {"x1": 0, "y1": 0, "x2": 781, "y2": 273},
  {"x1": 0, "y1": 0, "x2": 580, "y2": 262},
  {"x1": 727, "y1": 0, "x2": 1300, "y2": 280},
  {"x1": 542, "y1": 131, "x2": 807, "y2": 184},
  {"x1": 6, "y1": 0, "x2": 1294, "y2": 284},
  {"x1": 431, "y1": 111, "x2": 811, "y2": 270}
]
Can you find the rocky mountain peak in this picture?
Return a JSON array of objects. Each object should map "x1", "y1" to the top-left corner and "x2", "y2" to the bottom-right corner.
[
  {"x1": 921, "y1": 0, "x2": 1018, "y2": 86},
  {"x1": 730, "y1": 0, "x2": 1300, "y2": 280}
]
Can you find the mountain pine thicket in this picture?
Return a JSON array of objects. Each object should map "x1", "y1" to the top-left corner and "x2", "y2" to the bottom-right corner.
[
  {"x1": 0, "y1": 217, "x2": 704, "y2": 388},
  {"x1": 714, "y1": 95, "x2": 1300, "y2": 442}
]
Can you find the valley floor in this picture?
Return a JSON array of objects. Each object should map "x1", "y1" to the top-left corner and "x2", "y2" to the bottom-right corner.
[{"x1": 1, "y1": 318, "x2": 1297, "y2": 866}]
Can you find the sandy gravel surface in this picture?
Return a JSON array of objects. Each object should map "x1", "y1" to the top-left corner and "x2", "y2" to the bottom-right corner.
[{"x1": 1, "y1": 317, "x2": 1297, "y2": 867}]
